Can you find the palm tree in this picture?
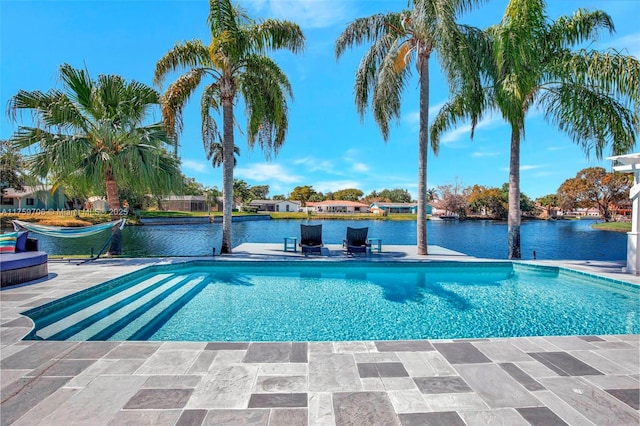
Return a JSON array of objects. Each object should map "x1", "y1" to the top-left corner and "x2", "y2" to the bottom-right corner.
[
  {"x1": 335, "y1": 0, "x2": 485, "y2": 255},
  {"x1": 7, "y1": 63, "x2": 182, "y2": 254},
  {"x1": 431, "y1": 0, "x2": 640, "y2": 259},
  {"x1": 154, "y1": 0, "x2": 304, "y2": 254},
  {"x1": 208, "y1": 138, "x2": 240, "y2": 168}
]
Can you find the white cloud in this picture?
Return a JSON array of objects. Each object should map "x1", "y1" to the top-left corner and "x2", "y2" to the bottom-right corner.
[
  {"x1": 293, "y1": 156, "x2": 337, "y2": 174},
  {"x1": 352, "y1": 162, "x2": 369, "y2": 172},
  {"x1": 245, "y1": 0, "x2": 351, "y2": 28},
  {"x1": 500, "y1": 164, "x2": 543, "y2": 172},
  {"x1": 235, "y1": 163, "x2": 303, "y2": 184},
  {"x1": 440, "y1": 116, "x2": 501, "y2": 144},
  {"x1": 403, "y1": 102, "x2": 446, "y2": 131},
  {"x1": 607, "y1": 33, "x2": 640, "y2": 59},
  {"x1": 471, "y1": 151, "x2": 500, "y2": 158},
  {"x1": 181, "y1": 159, "x2": 208, "y2": 173},
  {"x1": 313, "y1": 180, "x2": 362, "y2": 194}
]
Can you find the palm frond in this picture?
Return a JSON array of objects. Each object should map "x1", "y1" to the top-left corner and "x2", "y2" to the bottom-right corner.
[
  {"x1": 153, "y1": 40, "x2": 213, "y2": 87},
  {"x1": 248, "y1": 19, "x2": 305, "y2": 54},
  {"x1": 548, "y1": 9, "x2": 614, "y2": 50},
  {"x1": 161, "y1": 68, "x2": 208, "y2": 137},
  {"x1": 335, "y1": 12, "x2": 406, "y2": 59}
]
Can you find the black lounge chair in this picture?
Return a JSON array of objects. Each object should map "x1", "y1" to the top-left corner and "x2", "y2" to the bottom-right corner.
[
  {"x1": 343, "y1": 226, "x2": 370, "y2": 254},
  {"x1": 300, "y1": 224, "x2": 323, "y2": 255}
]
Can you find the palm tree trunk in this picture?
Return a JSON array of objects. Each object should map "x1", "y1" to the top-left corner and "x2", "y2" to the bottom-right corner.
[
  {"x1": 508, "y1": 130, "x2": 521, "y2": 259},
  {"x1": 105, "y1": 176, "x2": 122, "y2": 255},
  {"x1": 416, "y1": 55, "x2": 429, "y2": 256},
  {"x1": 220, "y1": 80, "x2": 235, "y2": 254}
]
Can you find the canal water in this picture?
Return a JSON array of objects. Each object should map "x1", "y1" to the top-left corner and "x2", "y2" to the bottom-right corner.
[{"x1": 24, "y1": 218, "x2": 626, "y2": 261}]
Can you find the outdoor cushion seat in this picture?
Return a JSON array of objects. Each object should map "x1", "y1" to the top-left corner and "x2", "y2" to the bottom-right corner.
[
  {"x1": 0, "y1": 236, "x2": 48, "y2": 287},
  {"x1": 299, "y1": 224, "x2": 323, "y2": 255}
]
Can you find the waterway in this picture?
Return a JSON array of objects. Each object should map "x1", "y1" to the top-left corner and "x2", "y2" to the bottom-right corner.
[{"x1": 26, "y1": 218, "x2": 625, "y2": 261}]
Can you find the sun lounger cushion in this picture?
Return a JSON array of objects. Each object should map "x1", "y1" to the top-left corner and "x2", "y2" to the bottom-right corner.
[
  {"x1": 0, "y1": 251, "x2": 48, "y2": 272},
  {"x1": 0, "y1": 232, "x2": 18, "y2": 253}
]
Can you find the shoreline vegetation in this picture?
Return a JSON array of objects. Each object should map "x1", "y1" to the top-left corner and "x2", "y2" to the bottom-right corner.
[{"x1": 2, "y1": 210, "x2": 630, "y2": 231}]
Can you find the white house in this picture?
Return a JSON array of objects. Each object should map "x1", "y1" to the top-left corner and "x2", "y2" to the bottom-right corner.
[
  {"x1": 249, "y1": 199, "x2": 301, "y2": 213},
  {"x1": 303, "y1": 200, "x2": 370, "y2": 214}
]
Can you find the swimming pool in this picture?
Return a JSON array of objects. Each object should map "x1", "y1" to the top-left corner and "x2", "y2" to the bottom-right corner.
[{"x1": 21, "y1": 261, "x2": 639, "y2": 342}]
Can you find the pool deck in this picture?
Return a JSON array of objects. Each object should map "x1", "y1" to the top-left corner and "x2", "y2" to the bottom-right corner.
[{"x1": 0, "y1": 244, "x2": 638, "y2": 425}]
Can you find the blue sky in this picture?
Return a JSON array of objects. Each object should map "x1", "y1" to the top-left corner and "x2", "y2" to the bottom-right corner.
[{"x1": 2, "y1": 0, "x2": 639, "y2": 200}]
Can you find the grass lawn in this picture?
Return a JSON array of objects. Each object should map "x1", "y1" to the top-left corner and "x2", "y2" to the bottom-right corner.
[{"x1": 591, "y1": 221, "x2": 631, "y2": 232}]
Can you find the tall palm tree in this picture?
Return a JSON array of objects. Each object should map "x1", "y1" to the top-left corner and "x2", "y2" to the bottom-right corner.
[
  {"x1": 8, "y1": 63, "x2": 182, "y2": 254},
  {"x1": 431, "y1": 0, "x2": 640, "y2": 258},
  {"x1": 335, "y1": 0, "x2": 485, "y2": 255},
  {"x1": 154, "y1": 0, "x2": 304, "y2": 254}
]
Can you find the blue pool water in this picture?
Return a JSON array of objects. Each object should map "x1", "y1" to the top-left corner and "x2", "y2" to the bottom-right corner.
[{"x1": 21, "y1": 261, "x2": 639, "y2": 342}]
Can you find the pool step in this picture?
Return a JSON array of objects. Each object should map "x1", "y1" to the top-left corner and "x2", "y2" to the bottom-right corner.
[
  {"x1": 89, "y1": 274, "x2": 210, "y2": 341},
  {"x1": 112, "y1": 274, "x2": 212, "y2": 341},
  {"x1": 37, "y1": 273, "x2": 196, "y2": 340}
]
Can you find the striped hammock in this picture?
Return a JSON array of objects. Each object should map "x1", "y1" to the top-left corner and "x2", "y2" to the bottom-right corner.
[{"x1": 13, "y1": 219, "x2": 126, "y2": 238}]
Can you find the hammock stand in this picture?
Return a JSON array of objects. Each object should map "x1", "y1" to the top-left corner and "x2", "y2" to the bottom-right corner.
[{"x1": 13, "y1": 219, "x2": 126, "y2": 263}]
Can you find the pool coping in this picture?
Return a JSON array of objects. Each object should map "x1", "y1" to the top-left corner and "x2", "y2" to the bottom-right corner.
[{"x1": 1, "y1": 245, "x2": 639, "y2": 425}]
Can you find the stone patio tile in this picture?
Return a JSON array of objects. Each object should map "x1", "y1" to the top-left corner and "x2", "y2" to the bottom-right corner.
[
  {"x1": 253, "y1": 375, "x2": 307, "y2": 392},
  {"x1": 382, "y1": 377, "x2": 417, "y2": 390},
  {"x1": 334, "y1": 341, "x2": 370, "y2": 353},
  {"x1": 291, "y1": 342, "x2": 308, "y2": 362},
  {"x1": 0, "y1": 327, "x2": 31, "y2": 346},
  {"x1": 516, "y1": 407, "x2": 569, "y2": 425},
  {"x1": 42, "y1": 375, "x2": 147, "y2": 426},
  {"x1": 398, "y1": 411, "x2": 465, "y2": 426},
  {"x1": 361, "y1": 377, "x2": 385, "y2": 391},
  {"x1": 543, "y1": 336, "x2": 598, "y2": 350},
  {"x1": 309, "y1": 353, "x2": 361, "y2": 392},
  {"x1": 136, "y1": 349, "x2": 201, "y2": 375},
  {"x1": 377, "y1": 362, "x2": 410, "y2": 377},
  {"x1": 529, "y1": 352, "x2": 604, "y2": 376},
  {"x1": 308, "y1": 392, "x2": 334, "y2": 425},
  {"x1": 539, "y1": 376, "x2": 639, "y2": 425},
  {"x1": 104, "y1": 342, "x2": 162, "y2": 359},
  {"x1": 188, "y1": 350, "x2": 217, "y2": 374},
  {"x1": 248, "y1": 393, "x2": 307, "y2": 408},
  {"x1": 433, "y1": 342, "x2": 491, "y2": 364},
  {"x1": 499, "y1": 363, "x2": 545, "y2": 391},
  {"x1": 27, "y1": 359, "x2": 96, "y2": 377},
  {"x1": 591, "y1": 341, "x2": 637, "y2": 350},
  {"x1": 1, "y1": 369, "x2": 29, "y2": 388},
  {"x1": 513, "y1": 360, "x2": 559, "y2": 378},
  {"x1": 308, "y1": 342, "x2": 334, "y2": 354},
  {"x1": 419, "y1": 351, "x2": 457, "y2": 375},
  {"x1": 161, "y1": 341, "x2": 207, "y2": 350},
  {"x1": 1, "y1": 316, "x2": 33, "y2": 328},
  {"x1": 175, "y1": 409, "x2": 208, "y2": 426},
  {"x1": 413, "y1": 376, "x2": 472, "y2": 394},
  {"x1": 211, "y1": 349, "x2": 247, "y2": 364},
  {"x1": 0, "y1": 376, "x2": 71, "y2": 426},
  {"x1": 205, "y1": 342, "x2": 249, "y2": 350},
  {"x1": 0, "y1": 344, "x2": 28, "y2": 361},
  {"x1": 204, "y1": 409, "x2": 270, "y2": 425},
  {"x1": 259, "y1": 363, "x2": 307, "y2": 376},
  {"x1": 594, "y1": 349, "x2": 640, "y2": 372},
  {"x1": 455, "y1": 364, "x2": 543, "y2": 408},
  {"x1": 375, "y1": 340, "x2": 434, "y2": 352},
  {"x1": 458, "y1": 408, "x2": 529, "y2": 426},
  {"x1": 396, "y1": 352, "x2": 437, "y2": 376},
  {"x1": 525, "y1": 337, "x2": 562, "y2": 351},
  {"x1": 269, "y1": 408, "x2": 308, "y2": 426},
  {"x1": 143, "y1": 374, "x2": 202, "y2": 388},
  {"x1": 109, "y1": 410, "x2": 182, "y2": 425},
  {"x1": 358, "y1": 363, "x2": 379, "y2": 378},
  {"x1": 188, "y1": 364, "x2": 259, "y2": 409},
  {"x1": 124, "y1": 388, "x2": 193, "y2": 409},
  {"x1": 243, "y1": 342, "x2": 292, "y2": 363},
  {"x1": 104, "y1": 358, "x2": 146, "y2": 375},
  {"x1": 605, "y1": 388, "x2": 640, "y2": 410},
  {"x1": 569, "y1": 350, "x2": 634, "y2": 375},
  {"x1": 1, "y1": 341, "x2": 77, "y2": 369},
  {"x1": 582, "y1": 374, "x2": 640, "y2": 390},
  {"x1": 11, "y1": 388, "x2": 80, "y2": 426},
  {"x1": 611, "y1": 334, "x2": 640, "y2": 343},
  {"x1": 61, "y1": 341, "x2": 120, "y2": 359},
  {"x1": 0, "y1": 292, "x2": 40, "y2": 301},
  {"x1": 531, "y1": 390, "x2": 595, "y2": 426},
  {"x1": 509, "y1": 338, "x2": 551, "y2": 353},
  {"x1": 333, "y1": 392, "x2": 400, "y2": 426},
  {"x1": 387, "y1": 389, "x2": 430, "y2": 413},
  {"x1": 578, "y1": 335, "x2": 606, "y2": 342},
  {"x1": 472, "y1": 341, "x2": 532, "y2": 362},
  {"x1": 423, "y1": 392, "x2": 488, "y2": 412},
  {"x1": 353, "y1": 352, "x2": 400, "y2": 363}
]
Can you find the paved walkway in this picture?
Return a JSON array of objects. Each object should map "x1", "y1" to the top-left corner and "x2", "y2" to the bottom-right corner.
[{"x1": 1, "y1": 246, "x2": 638, "y2": 425}]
